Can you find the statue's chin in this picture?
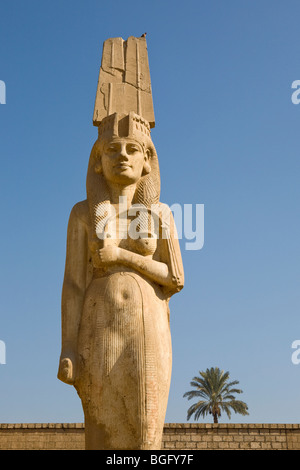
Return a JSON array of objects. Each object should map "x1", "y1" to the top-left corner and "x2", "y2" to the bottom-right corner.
[{"x1": 105, "y1": 171, "x2": 141, "y2": 187}]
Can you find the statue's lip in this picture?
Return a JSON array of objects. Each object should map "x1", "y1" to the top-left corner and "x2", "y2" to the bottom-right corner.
[{"x1": 114, "y1": 162, "x2": 132, "y2": 169}]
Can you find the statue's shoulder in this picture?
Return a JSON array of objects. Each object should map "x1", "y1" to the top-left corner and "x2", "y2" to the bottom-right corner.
[
  {"x1": 70, "y1": 199, "x2": 90, "y2": 226},
  {"x1": 153, "y1": 202, "x2": 175, "y2": 223},
  {"x1": 156, "y1": 201, "x2": 173, "y2": 214}
]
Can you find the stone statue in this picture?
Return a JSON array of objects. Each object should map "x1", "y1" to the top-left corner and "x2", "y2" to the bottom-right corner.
[{"x1": 57, "y1": 36, "x2": 184, "y2": 450}]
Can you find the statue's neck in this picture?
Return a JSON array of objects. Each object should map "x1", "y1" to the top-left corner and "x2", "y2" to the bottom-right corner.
[{"x1": 106, "y1": 183, "x2": 136, "y2": 208}]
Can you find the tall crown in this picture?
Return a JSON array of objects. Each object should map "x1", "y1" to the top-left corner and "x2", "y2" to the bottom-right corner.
[{"x1": 93, "y1": 36, "x2": 155, "y2": 132}]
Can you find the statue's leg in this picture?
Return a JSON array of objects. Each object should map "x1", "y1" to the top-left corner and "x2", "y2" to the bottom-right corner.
[{"x1": 84, "y1": 415, "x2": 107, "y2": 450}]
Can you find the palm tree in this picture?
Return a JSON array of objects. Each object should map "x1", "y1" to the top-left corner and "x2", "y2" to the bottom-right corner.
[{"x1": 183, "y1": 367, "x2": 249, "y2": 423}]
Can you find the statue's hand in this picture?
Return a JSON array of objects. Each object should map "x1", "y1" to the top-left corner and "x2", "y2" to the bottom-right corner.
[
  {"x1": 57, "y1": 356, "x2": 76, "y2": 385},
  {"x1": 98, "y1": 245, "x2": 120, "y2": 265}
]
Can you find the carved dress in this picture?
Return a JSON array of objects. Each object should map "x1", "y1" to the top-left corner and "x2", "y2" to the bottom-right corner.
[{"x1": 68, "y1": 200, "x2": 183, "y2": 450}]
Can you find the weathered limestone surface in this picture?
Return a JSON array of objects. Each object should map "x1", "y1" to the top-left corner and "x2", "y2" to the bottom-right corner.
[
  {"x1": 93, "y1": 37, "x2": 155, "y2": 128},
  {"x1": 57, "y1": 36, "x2": 184, "y2": 450}
]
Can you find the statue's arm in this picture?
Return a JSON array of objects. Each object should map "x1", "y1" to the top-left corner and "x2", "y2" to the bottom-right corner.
[
  {"x1": 98, "y1": 207, "x2": 184, "y2": 294},
  {"x1": 121, "y1": 206, "x2": 184, "y2": 293},
  {"x1": 118, "y1": 248, "x2": 174, "y2": 287},
  {"x1": 58, "y1": 203, "x2": 88, "y2": 385}
]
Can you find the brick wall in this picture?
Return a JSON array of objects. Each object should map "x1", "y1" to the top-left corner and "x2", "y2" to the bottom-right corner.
[
  {"x1": 0, "y1": 423, "x2": 300, "y2": 450},
  {"x1": 0, "y1": 423, "x2": 85, "y2": 450},
  {"x1": 162, "y1": 423, "x2": 300, "y2": 450}
]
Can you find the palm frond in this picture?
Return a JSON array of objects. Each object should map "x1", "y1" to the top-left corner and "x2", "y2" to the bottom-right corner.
[{"x1": 183, "y1": 367, "x2": 249, "y2": 423}]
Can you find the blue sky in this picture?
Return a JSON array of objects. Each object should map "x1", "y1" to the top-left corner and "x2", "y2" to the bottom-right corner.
[{"x1": 0, "y1": 0, "x2": 299, "y2": 424}]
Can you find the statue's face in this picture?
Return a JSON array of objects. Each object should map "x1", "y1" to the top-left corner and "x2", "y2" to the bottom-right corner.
[{"x1": 101, "y1": 138, "x2": 147, "y2": 186}]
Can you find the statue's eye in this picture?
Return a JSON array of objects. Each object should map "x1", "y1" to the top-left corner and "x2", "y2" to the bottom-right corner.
[
  {"x1": 127, "y1": 144, "x2": 139, "y2": 154},
  {"x1": 106, "y1": 145, "x2": 118, "y2": 154}
]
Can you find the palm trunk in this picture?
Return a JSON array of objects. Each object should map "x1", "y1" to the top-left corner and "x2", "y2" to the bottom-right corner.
[{"x1": 213, "y1": 413, "x2": 218, "y2": 424}]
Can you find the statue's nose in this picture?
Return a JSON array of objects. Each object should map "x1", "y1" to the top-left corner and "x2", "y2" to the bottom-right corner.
[{"x1": 119, "y1": 144, "x2": 129, "y2": 159}]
